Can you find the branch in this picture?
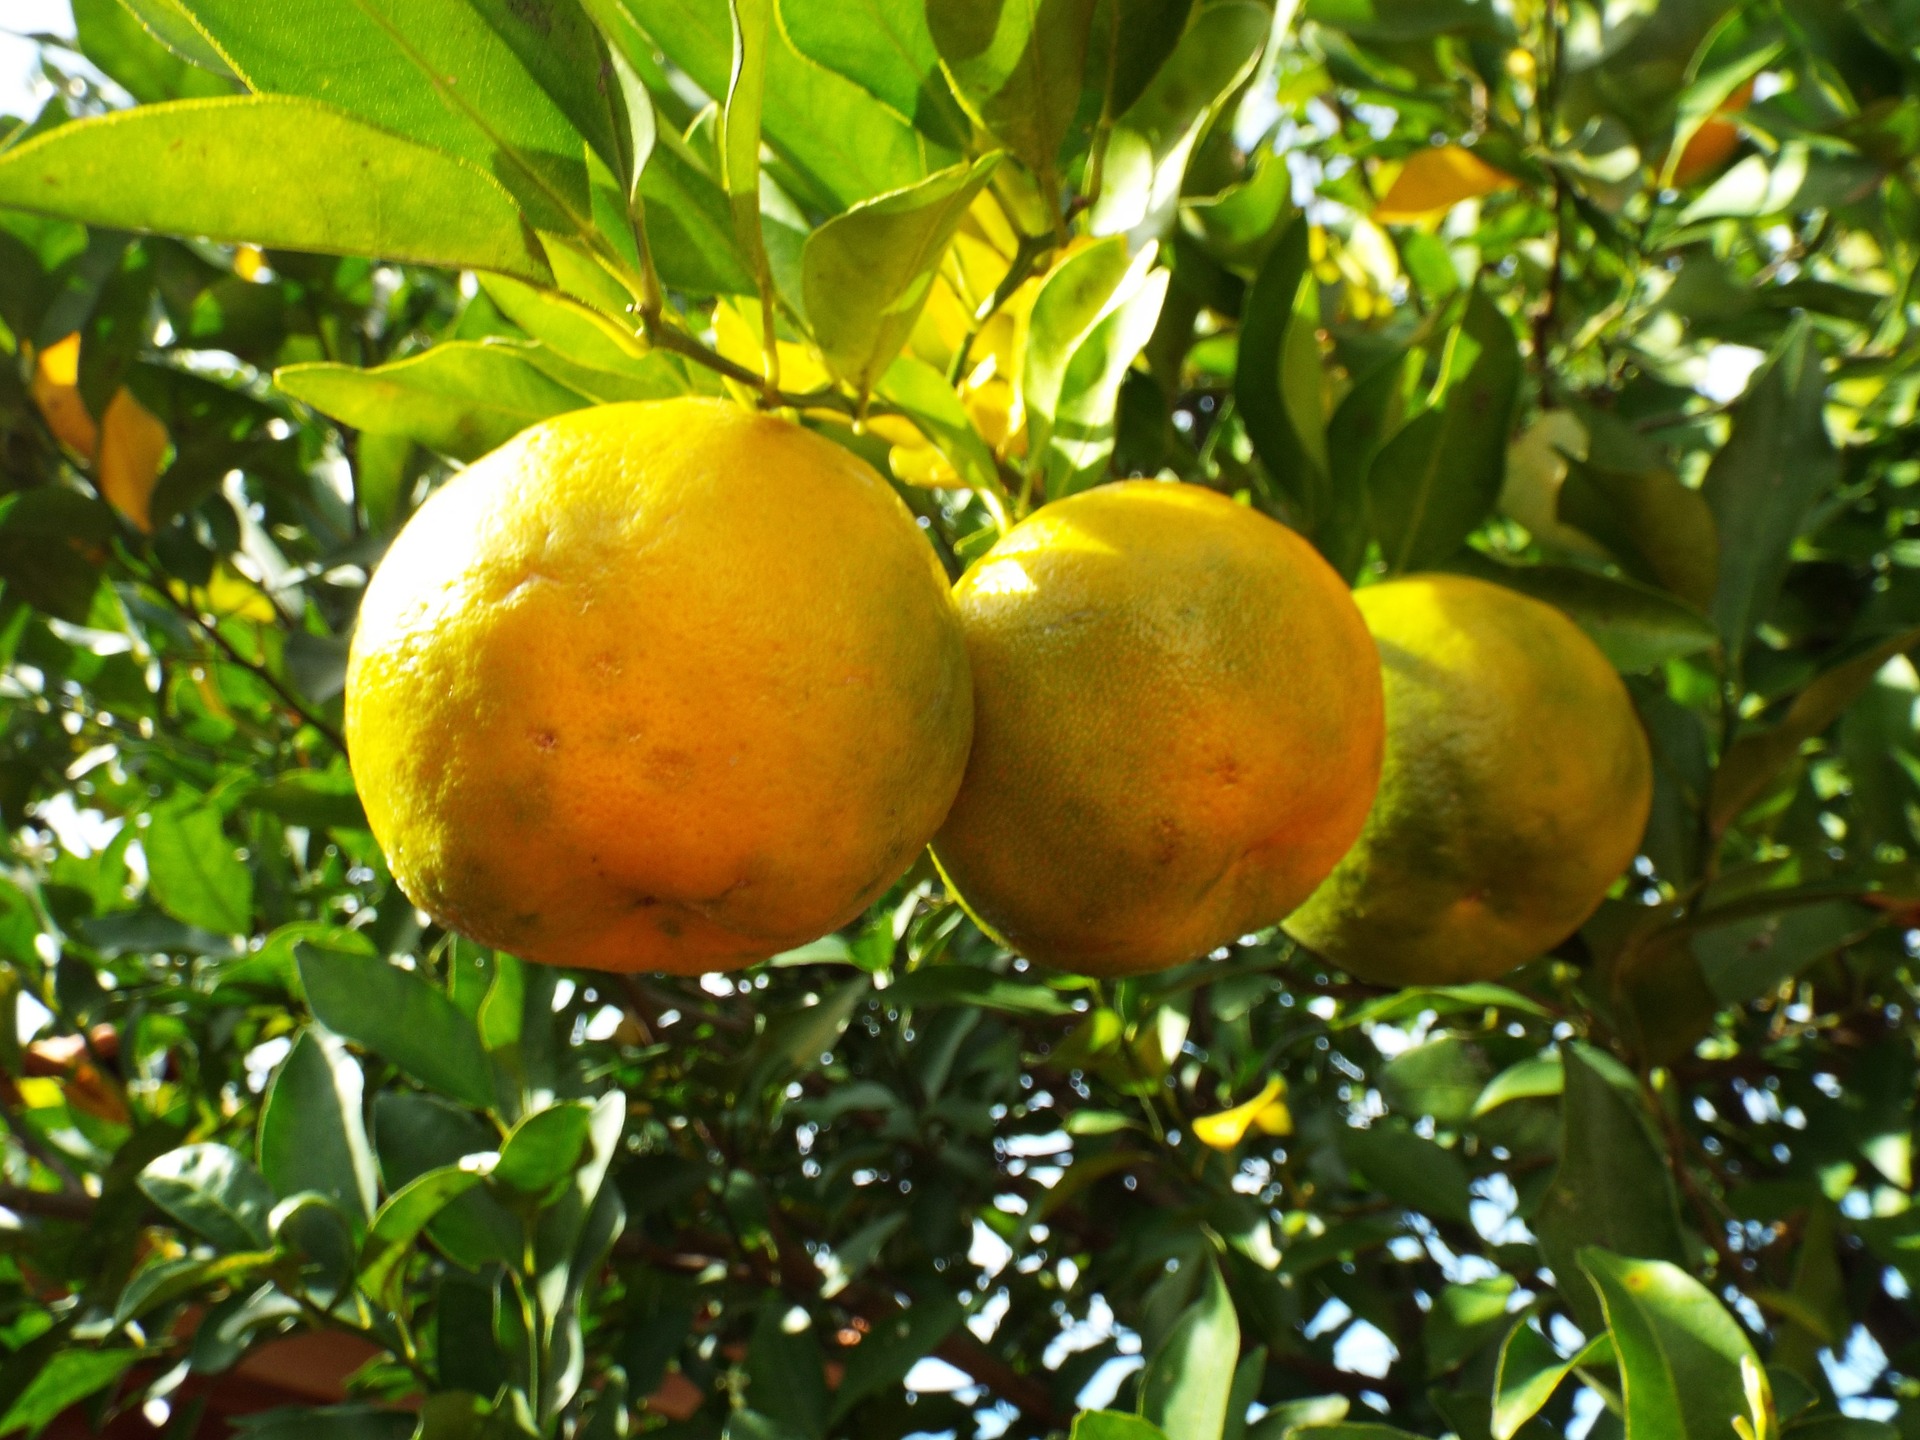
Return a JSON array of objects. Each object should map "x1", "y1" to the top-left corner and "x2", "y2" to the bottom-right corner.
[
  {"x1": 0, "y1": 1182, "x2": 95, "y2": 1221},
  {"x1": 137, "y1": 559, "x2": 348, "y2": 756}
]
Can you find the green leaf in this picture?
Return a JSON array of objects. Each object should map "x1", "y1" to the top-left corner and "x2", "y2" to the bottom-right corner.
[
  {"x1": 359, "y1": 1161, "x2": 492, "y2": 1308},
  {"x1": 0, "y1": 488, "x2": 113, "y2": 623},
  {"x1": 0, "y1": 1349, "x2": 141, "y2": 1438},
  {"x1": 720, "y1": 0, "x2": 773, "y2": 326},
  {"x1": 1703, "y1": 322, "x2": 1837, "y2": 658},
  {"x1": 1073, "y1": 1416, "x2": 1172, "y2": 1440},
  {"x1": 828, "y1": 1293, "x2": 964, "y2": 1421},
  {"x1": 777, "y1": 0, "x2": 968, "y2": 146},
  {"x1": 1044, "y1": 250, "x2": 1169, "y2": 496},
  {"x1": 1678, "y1": 145, "x2": 1882, "y2": 226},
  {"x1": 530, "y1": 1092, "x2": 625, "y2": 1316},
  {"x1": 71, "y1": 0, "x2": 233, "y2": 103},
  {"x1": 1140, "y1": 1255, "x2": 1240, "y2": 1440},
  {"x1": 244, "y1": 771, "x2": 368, "y2": 832},
  {"x1": 740, "y1": 977, "x2": 873, "y2": 1095},
  {"x1": 1492, "y1": 1321, "x2": 1613, "y2": 1440},
  {"x1": 1580, "y1": 1248, "x2": 1761, "y2": 1440},
  {"x1": 231, "y1": 1404, "x2": 417, "y2": 1439},
  {"x1": 1026, "y1": 235, "x2": 1139, "y2": 460},
  {"x1": 1369, "y1": 286, "x2": 1519, "y2": 572},
  {"x1": 276, "y1": 342, "x2": 594, "y2": 463},
  {"x1": 1338, "y1": 983, "x2": 1550, "y2": 1028},
  {"x1": 372, "y1": 1091, "x2": 521, "y2": 1270},
  {"x1": 1087, "y1": 3, "x2": 1270, "y2": 241},
  {"x1": 1445, "y1": 554, "x2": 1720, "y2": 672},
  {"x1": 114, "y1": 0, "x2": 236, "y2": 72},
  {"x1": 1289, "y1": 1427, "x2": 1429, "y2": 1440},
  {"x1": 142, "y1": 798, "x2": 252, "y2": 934},
  {"x1": 1558, "y1": 456, "x2": 1719, "y2": 613},
  {"x1": 173, "y1": 0, "x2": 622, "y2": 241},
  {"x1": 616, "y1": 0, "x2": 940, "y2": 209},
  {"x1": 927, "y1": 0, "x2": 1096, "y2": 189},
  {"x1": 1690, "y1": 899, "x2": 1880, "y2": 1007},
  {"x1": 1534, "y1": 1049, "x2": 1689, "y2": 1331},
  {"x1": 480, "y1": 276, "x2": 653, "y2": 368},
  {"x1": 492, "y1": 1101, "x2": 596, "y2": 1200},
  {"x1": 1426, "y1": 1274, "x2": 1518, "y2": 1376},
  {"x1": 1303, "y1": 0, "x2": 1502, "y2": 40},
  {"x1": 1377, "y1": 1036, "x2": 1490, "y2": 1128},
  {"x1": 1473, "y1": 1052, "x2": 1564, "y2": 1116},
  {"x1": 883, "y1": 965, "x2": 1075, "y2": 1015},
  {"x1": 745, "y1": 1302, "x2": 828, "y2": 1440},
  {"x1": 637, "y1": 128, "x2": 756, "y2": 295},
  {"x1": 1338, "y1": 1120, "x2": 1475, "y2": 1224},
  {"x1": 803, "y1": 154, "x2": 1001, "y2": 396},
  {"x1": 296, "y1": 945, "x2": 496, "y2": 1111},
  {"x1": 259, "y1": 1028, "x2": 378, "y2": 1223},
  {"x1": 1710, "y1": 627, "x2": 1920, "y2": 832},
  {"x1": 877, "y1": 355, "x2": 1006, "y2": 496},
  {"x1": 0, "y1": 97, "x2": 552, "y2": 283},
  {"x1": 139, "y1": 1143, "x2": 276, "y2": 1251}
]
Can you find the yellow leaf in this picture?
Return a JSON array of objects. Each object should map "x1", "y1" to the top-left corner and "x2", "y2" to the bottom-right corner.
[
  {"x1": 712, "y1": 298, "x2": 830, "y2": 393},
  {"x1": 1192, "y1": 1076, "x2": 1288, "y2": 1150},
  {"x1": 98, "y1": 387, "x2": 170, "y2": 532},
  {"x1": 889, "y1": 444, "x2": 960, "y2": 488},
  {"x1": 29, "y1": 333, "x2": 100, "y2": 460},
  {"x1": 171, "y1": 563, "x2": 279, "y2": 624},
  {"x1": 1252, "y1": 1097, "x2": 1293, "y2": 1136},
  {"x1": 866, "y1": 415, "x2": 927, "y2": 448},
  {"x1": 15, "y1": 1077, "x2": 65, "y2": 1110},
  {"x1": 1375, "y1": 146, "x2": 1520, "y2": 223},
  {"x1": 963, "y1": 377, "x2": 1023, "y2": 457}
]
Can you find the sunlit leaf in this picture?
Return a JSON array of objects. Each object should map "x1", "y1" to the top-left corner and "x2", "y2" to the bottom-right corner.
[{"x1": 0, "y1": 97, "x2": 553, "y2": 283}]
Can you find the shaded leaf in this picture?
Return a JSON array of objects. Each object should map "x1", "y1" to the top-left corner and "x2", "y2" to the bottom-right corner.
[
  {"x1": 139, "y1": 1143, "x2": 275, "y2": 1252},
  {"x1": 1711, "y1": 627, "x2": 1920, "y2": 832},
  {"x1": 143, "y1": 799, "x2": 251, "y2": 936},
  {"x1": 1088, "y1": 3, "x2": 1270, "y2": 241},
  {"x1": 296, "y1": 945, "x2": 495, "y2": 1111},
  {"x1": 258, "y1": 1028, "x2": 378, "y2": 1223},
  {"x1": 359, "y1": 1162, "x2": 492, "y2": 1309},
  {"x1": 1534, "y1": 1048, "x2": 1688, "y2": 1331},
  {"x1": 928, "y1": 0, "x2": 1096, "y2": 188},
  {"x1": 1141, "y1": 1255, "x2": 1240, "y2": 1440},
  {"x1": 1703, "y1": 322, "x2": 1837, "y2": 657},
  {"x1": 1448, "y1": 554, "x2": 1719, "y2": 673},
  {"x1": 1369, "y1": 287, "x2": 1519, "y2": 572}
]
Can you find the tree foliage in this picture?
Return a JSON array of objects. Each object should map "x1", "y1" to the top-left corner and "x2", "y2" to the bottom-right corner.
[{"x1": 0, "y1": 1, "x2": 1917, "y2": 1438}]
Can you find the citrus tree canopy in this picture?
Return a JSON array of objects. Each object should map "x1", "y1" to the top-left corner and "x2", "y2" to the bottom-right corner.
[{"x1": 0, "y1": 2, "x2": 1917, "y2": 1439}]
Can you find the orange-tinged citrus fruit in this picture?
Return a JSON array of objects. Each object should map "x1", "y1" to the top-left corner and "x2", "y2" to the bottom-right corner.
[
  {"x1": 346, "y1": 398, "x2": 974, "y2": 974},
  {"x1": 931, "y1": 481, "x2": 1384, "y2": 976},
  {"x1": 1284, "y1": 574, "x2": 1653, "y2": 986}
]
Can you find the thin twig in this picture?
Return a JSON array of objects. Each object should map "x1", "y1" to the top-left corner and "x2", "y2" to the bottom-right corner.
[
  {"x1": 947, "y1": 234, "x2": 1053, "y2": 387},
  {"x1": 137, "y1": 558, "x2": 348, "y2": 755}
]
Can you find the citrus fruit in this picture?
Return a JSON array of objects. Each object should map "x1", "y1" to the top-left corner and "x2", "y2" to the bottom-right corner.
[
  {"x1": 1283, "y1": 573, "x2": 1652, "y2": 986},
  {"x1": 345, "y1": 398, "x2": 973, "y2": 974},
  {"x1": 930, "y1": 482, "x2": 1385, "y2": 976}
]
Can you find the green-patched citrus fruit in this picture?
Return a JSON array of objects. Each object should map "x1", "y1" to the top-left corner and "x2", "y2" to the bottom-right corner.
[
  {"x1": 346, "y1": 399, "x2": 973, "y2": 974},
  {"x1": 931, "y1": 481, "x2": 1385, "y2": 976},
  {"x1": 1284, "y1": 573, "x2": 1653, "y2": 985}
]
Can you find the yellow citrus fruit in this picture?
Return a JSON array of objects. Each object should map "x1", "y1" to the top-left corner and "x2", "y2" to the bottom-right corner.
[
  {"x1": 346, "y1": 398, "x2": 973, "y2": 974},
  {"x1": 931, "y1": 482, "x2": 1385, "y2": 976},
  {"x1": 1284, "y1": 573, "x2": 1653, "y2": 986}
]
